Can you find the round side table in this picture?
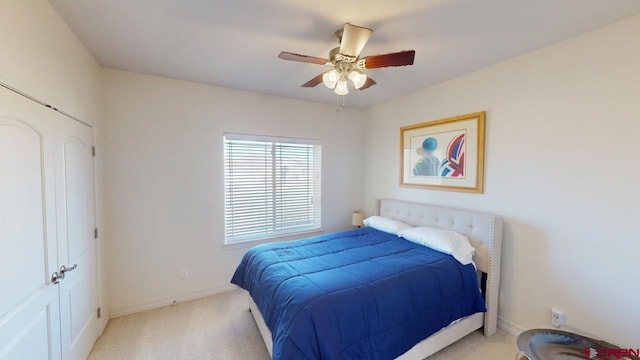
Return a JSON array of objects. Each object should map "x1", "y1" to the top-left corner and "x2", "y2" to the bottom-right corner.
[{"x1": 517, "y1": 328, "x2": 638, "y2": 360}]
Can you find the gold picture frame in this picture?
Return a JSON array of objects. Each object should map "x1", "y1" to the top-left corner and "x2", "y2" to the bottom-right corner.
[{"x1": 400, "y1": 112, "x2": 485, "y2": 193}]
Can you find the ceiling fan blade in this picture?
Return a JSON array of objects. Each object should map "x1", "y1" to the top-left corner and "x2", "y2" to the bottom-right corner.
[
  {"x1": 359, "y1": 77, "x2": 377, "y2": 90},
  {"x1": 339, "y1": 23, "x2": 373, "y2": 57},
  {"x1": 364, "y1": 50, "x2": 415, "y2": 69},
  {"x1": 278, "y1": 51, "x2": 327, "y2": 65},
  {"x1": 301, "y1": 72, "x2": 326, "y2": 87}
]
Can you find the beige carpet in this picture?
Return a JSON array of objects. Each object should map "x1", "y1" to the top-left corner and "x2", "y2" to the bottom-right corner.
[{"x1": 89, "y1": 289, "x2": 518, "y2": 360}]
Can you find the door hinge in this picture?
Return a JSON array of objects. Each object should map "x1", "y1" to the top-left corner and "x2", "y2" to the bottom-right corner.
[
  {"x1": 94, "y1": 227, "x2": 99, "y2": 239},
  {"x1": 97, "y1": 307, "x2": 101, "y2": 319},
  {"x1": 92, "y1": 146, "x2": 96, "y2": 157}
]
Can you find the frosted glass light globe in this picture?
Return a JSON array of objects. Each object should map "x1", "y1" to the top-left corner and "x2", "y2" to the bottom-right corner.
[
  {"x1": 334, "y1": 79, "x2": 349, "y2": 95},
  {"x1": 348, "y1": 70, "x2": 367, "y2": 89},
  {"x1": 322, "y1": 70, "x2": 339, "y2": 89}
]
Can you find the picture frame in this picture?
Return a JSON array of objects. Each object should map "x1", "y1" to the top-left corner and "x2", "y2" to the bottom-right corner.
[{"x1": 400, "y1": 112, "x2": 485, "y2": 193}]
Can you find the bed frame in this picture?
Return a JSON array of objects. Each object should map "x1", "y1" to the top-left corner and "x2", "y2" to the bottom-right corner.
[{"x1": 248, "y1": 199, "x2": 503, "y2": 359}]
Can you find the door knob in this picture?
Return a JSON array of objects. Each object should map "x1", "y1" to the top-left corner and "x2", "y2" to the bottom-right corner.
[
  {"x1": 51, "y1": 271, "x2": 65, "y2": 284},
  {"x1": 60, "y1": 264, "x2": 77, "y2": 275}
]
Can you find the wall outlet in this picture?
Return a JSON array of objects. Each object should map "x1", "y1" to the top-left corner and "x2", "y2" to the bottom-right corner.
[
  {"x1": 551, "y1": 308, "x2": 567, "y2": 327},
  {"x1": 181, "y1": 268, "x2": 189, "y2": 279}
]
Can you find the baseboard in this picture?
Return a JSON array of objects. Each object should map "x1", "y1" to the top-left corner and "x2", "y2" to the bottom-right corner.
[
  {"x1": 497, "y1": 316, "x2": 526, "y2": 336},
  {"x1": 109, "y1": 284, "x2": 237, "y2": 318}
]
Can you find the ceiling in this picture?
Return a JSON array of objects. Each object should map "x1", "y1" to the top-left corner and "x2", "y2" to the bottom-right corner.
[{"x1": 50, "y1": 0, "x2": 640, "y2": 109}]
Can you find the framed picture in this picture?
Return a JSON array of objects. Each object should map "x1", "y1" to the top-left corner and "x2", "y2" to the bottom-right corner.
[{"x1": 400, "y1": 112, "x2": 485, "y2": 193}]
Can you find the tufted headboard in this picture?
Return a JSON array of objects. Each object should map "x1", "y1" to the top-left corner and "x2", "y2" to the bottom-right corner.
[
  {"x1": 379, "y1": 199, "x2": 501, "y2": 273},
  {"x1": 378, "y1": 199, "x2": 503, "y2": 336}
]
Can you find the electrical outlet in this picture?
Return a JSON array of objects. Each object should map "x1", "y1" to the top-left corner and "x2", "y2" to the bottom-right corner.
[
  {"x1": 181, "y1": 268, "x2": 189, "y2": 279},
  {"x1": 551, "y1": 308, "x2": 567, "y2": 327}
]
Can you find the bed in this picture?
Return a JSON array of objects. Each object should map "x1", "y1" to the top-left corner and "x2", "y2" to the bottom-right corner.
[{"x1": 231, "y1": 199, "x2": 503, "y2": 359}]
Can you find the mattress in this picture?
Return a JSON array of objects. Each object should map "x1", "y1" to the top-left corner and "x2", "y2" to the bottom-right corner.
[{"x1": 231, "y1": 227, "x2": 485, "y2": 360}]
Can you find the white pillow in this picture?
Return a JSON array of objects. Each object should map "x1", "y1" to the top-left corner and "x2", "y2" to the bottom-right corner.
[
  {"x1": 363, "y1": 216, "x2": 412, "y2": 235},
  {"x1": 398, "y1": 226, "x2": 475, "y2": 265}
]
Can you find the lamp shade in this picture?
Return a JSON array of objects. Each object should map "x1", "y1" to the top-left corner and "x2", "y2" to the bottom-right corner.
[
  {"x1": 351, "y1": 211, "x2": 365, "y2": 227},
  {"x1": 322, "y1": 70, "x2": 339, "y2": 89},
  {"x1": 348, "y1": 70, "x2": 367, "y2": 89},
  {"x1": 334, "y1": 79, "x2": 349, "y2": 95}
]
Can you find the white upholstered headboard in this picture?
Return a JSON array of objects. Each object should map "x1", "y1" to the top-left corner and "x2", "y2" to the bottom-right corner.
[
  {"x1": 379, "y1": 199, "x2": 501, "y2": 273},
  {"x1": 378, "y1": 199, "x2": 503, "y2": 336}
]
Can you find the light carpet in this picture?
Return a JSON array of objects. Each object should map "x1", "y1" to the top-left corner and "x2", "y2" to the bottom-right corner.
[{"x1": 89, "y1": 289, "x2": 518, "y2": 360}]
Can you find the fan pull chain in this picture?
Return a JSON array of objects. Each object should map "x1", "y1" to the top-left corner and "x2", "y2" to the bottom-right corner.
[{"x1": 335, "y1": 95, "x2": 346, "y2": 114}]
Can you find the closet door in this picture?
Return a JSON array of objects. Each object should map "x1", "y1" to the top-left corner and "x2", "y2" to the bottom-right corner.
[
  {"x1": 54, "y1": 117, "x2": 98, "y2": 360},
  {"x1": 0, "y1": 85, "x2": 99, "y2": 360},
  {"x1": 0, "y1": 88, "x2": 62, "y2": 360}
]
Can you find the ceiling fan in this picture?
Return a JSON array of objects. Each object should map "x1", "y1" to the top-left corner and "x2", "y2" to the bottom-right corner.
[{"x1": 278, "y1": 23, "x2": 415, "y2": 96}]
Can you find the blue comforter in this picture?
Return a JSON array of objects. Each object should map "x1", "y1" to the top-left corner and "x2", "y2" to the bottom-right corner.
[{"x1": 231, "y1": 227, "x2": 486, "y2": 360}]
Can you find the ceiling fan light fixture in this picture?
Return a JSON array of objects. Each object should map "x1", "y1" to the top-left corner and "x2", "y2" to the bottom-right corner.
[
  {"x1": 322, "y1": 70, "x2": 339, "y2": 89},
  {"x1": 278, "y1": 23, "x2": 416, "y2": 101},
  {"x1": 334, "y1": 79, "x2": 349, "y2": 95},
  {"x1": 348, "y1": 70, "x2": 367, "y2": 89}
]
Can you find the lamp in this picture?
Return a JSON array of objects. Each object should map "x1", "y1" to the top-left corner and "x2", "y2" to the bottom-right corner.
[
  {"x1": 334, "y1": 78, "x2": 349, "y2": 95},
  {"x1": 322, "y1": 69, "x2": 339, "y2": 89},
  {"x1": 348, "y1": 70, "x2": 367, "y2": 89},
  {"x1": 322, "y1": 62, "x2": 368, "y2": 97},
  {"x1": 351, "y1": 211, "x2": 365, "y2": 228}
]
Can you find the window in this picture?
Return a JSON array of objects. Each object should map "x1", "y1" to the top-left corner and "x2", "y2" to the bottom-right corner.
[{"x1": 224, "y1": 133, "x2": 322, "y2": 244}]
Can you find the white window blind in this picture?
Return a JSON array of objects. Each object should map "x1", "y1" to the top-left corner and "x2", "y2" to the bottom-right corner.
[{"x1": 224, "y1": 134, "x2": 322, "y2": 244}]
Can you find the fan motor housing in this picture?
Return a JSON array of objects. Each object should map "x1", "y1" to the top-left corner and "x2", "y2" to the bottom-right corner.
[
  {"x1": 329, "y1": 47, "x2": 341, "y2": 63},
  {"x1": 330, "y1": 47, "x2": 357, "y2": 65}
]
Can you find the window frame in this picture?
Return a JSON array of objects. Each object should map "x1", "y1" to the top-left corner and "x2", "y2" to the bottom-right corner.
[{"x1": 223, "y1": 133, "x2": 322, "y2": 245}]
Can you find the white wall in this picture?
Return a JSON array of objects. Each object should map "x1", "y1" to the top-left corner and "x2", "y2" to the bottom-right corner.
[
  {"x1": 363, "y1": 15, "x2": 640, "y2": 347},
  {"x1": 0, "y1": 0, "x2": 102, "y2": 124},
  {"x1": 103, "y1": 69, "x2": 366, "y2": 315},
  {"x1": 0, "y1": 0, "x2": 108, "y2": 332}
]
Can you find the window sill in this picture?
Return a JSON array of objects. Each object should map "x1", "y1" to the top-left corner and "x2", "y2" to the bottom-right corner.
[{"x1": 222, "y1": 229, "x2": 323, "y2": 251}]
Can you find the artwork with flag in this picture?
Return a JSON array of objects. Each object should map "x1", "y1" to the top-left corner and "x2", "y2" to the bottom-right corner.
[
  {"x1": 440, "y1": 133, "x2": 466, "y2": 177},
  {"x1": 401, "y1": 112, "x2": 485, "y2": 193}
]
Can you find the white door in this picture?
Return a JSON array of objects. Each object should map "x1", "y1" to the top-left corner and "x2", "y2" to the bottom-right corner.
[
  {"x1": 54, "y1": 119, "x2": 98, "y2": 360},
  {"x1": 0, "y1": 88, "x2": 62, "y2": 360},
  {"x1": 0, "y1": 85, "x2": 99, "y2": 360}
]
